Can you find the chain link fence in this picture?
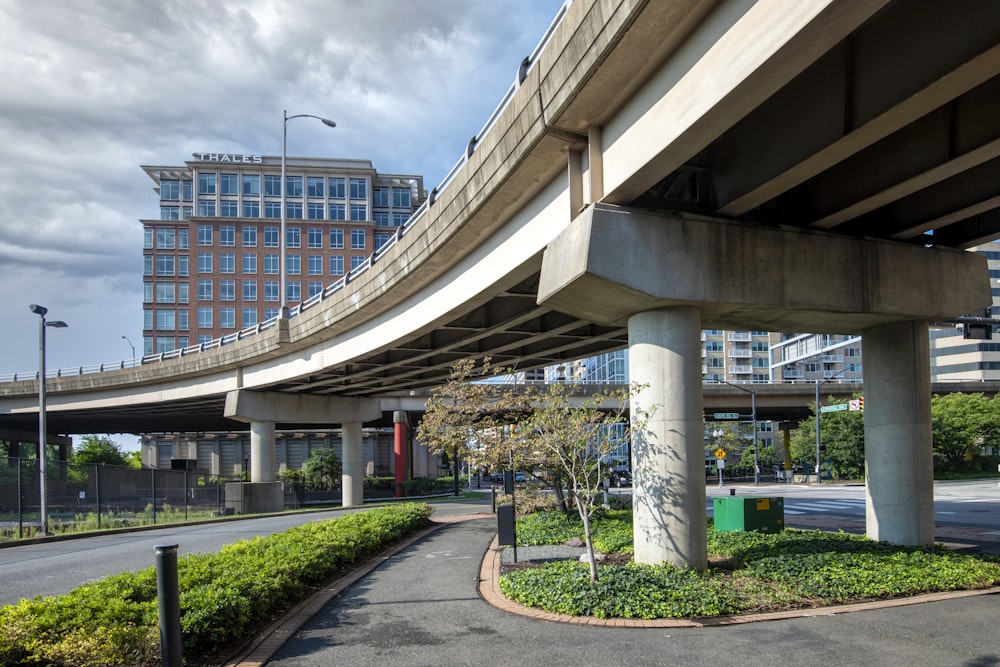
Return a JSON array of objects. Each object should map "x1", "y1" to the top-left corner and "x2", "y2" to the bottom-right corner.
[{"x1": 1, "y1": 458, "x2": 238, "y2": 541}]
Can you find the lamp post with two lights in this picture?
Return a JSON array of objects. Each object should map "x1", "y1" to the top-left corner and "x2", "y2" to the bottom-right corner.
[{"x1": 29, "y1": 304, "x2": 68, "y2": 536}]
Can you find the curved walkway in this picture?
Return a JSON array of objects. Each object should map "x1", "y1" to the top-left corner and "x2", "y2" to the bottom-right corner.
[{"x1": 229, "y1": 512, "x2": 1000, "y2": 667}]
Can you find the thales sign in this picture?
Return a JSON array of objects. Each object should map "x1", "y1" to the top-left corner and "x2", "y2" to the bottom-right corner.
[{"x1": 194, "y1": 153, "x2": 263, "y2": 164}]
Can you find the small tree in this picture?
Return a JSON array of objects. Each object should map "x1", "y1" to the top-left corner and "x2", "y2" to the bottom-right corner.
[{"x1": 304, "y1": 448, "x2": 342, "y2": 491}]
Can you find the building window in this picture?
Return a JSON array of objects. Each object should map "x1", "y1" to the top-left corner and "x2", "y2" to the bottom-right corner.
[
  {"x1": 160, "y1": 180, "x2": 179, "y2": 200},
  {"x1": 308, "y1": 255, "x2": 323, "y2": 275},
  {"x1": 144, "y1": 255, "x2": 153, "y2": 276},
  {"x1": 307, "y1": 228, "x2": 323, "y2": 248},
  {"x1": 155, "y1": 256, "x2": 175, "y2": 277},
  {"x1": 220, "y1": 201, "x2": 238, "y2": 217},
  {"x1": 155, "y1": 283, "x2": 175, "y2": 303},
  {"x1": 243, "y1": 281, "x2": 257, "y2": 301},
  {"x1": 374, "y1": 212, "x2": 391, "y2": 227},
  {"x1": 178, "y1": 283, "x2": 189, "y2": 303},
  {"x1": 329, "y1": 228, "x2": 344, "y2": 248},
  {"x1": 264, "y1": 227, "x2": 279, "y2": 247},
  {"x1": 177, "y1": 228, "x2": 189, "y2": 249},
  {"x1": 242, "y1": 226, "x2": 257, "y2": 247},
  {"x1": 220, "y1": 253, "x2": 235, "y2": 274},
  {"x1": 351, "y1": 256, "x2": 365, "y2": 270},
  {"x1": 286, "y1": 281, "x2": 301, "y2": 303},
  {"x1": 198, "y1": 173, "x2": 216, "y2": 195},
  {"x1": 329, "y1": 204, "x2": 346, "y2": 220},
  {"x1": 144, "y1": 308, "x2": 153, "y2": 330},
  {"x1": 307, "y1": 203, "x2": 324, "y2": 220},
  {"x1": 285, "y1": 176, "x2": 303, "y2": 197},
  {"x1": 264, "y1": 201, "x2": 281, "y2": 219},
  {"x1": 393, "y1": 213, "x2": 409, "y2": 226},
  {"x1": 183, "y1": 206, "x2": 193, "y2": 219},
  {"x1": 242, "y1": 308, "x2": 258, "y2": 329},
  {"x1": 182, "y1": 181, "x2": 193, "y2": 200},
  {"x1": 197, "y1": 307, "x2": 213, "y2": 328},
  {"x1": 329, "y1": 255, "x2": 344, "y2": 275},
  {"x1": 220, "y1": 280, "x2": 236, "y2": 301},
  {"x1": 349, "y1": 204, "x2": 367, "y2": 221},
  {"x1": 373, "y1": 187, "x2": 389, "y2": 207},
  {"x1": 220, "y1": 226, "x2": 236, "y2": 246},
  {"x1": 220, "y1": 173, "x2": 238, "y2": 195},
  {"x1": 286, "y1": 227, "x2": 301, "y2": 248},
  {"x1": 198, "y1": 226, "x2": 213, "y2": 246},
  {"x1": 264, "y1": 280, "x2": 279, "y2": 302},
  {"x1": 156, "y1": 228, "x2": 175, "y2": 249},
  {"x1": 351, "y1": 229, "x2": 365, "y2": 249},
  {"x1": 264, "y1": 308, "x2": 279, "y2": 321},
  {"x1": 243, "y1": 174, "x2": 260, "y2": 196},
  {"x1": 349, "y1": 177, "x2": 366, "y2": 199},
  {"x1": 264, "y1": 175, "x2": 281, "y2": 196},
  {"x1": 220, "y1": 307, "x2": 236, "y2": 329},
  {"x1": 177, "y1": 310, "x2": 189, "y2": 331},
  {"x1": 243, "y1": 201, "x2": 260, "y2": 218},
  {"x1": 308, "y1": 281, "x2": 323, "y2": 298},
  {"x1": 197, "y1": 253, "x2": 212, "y2": 273},
  {"x1": 155, "y1": 310, "x2": 175, "y2": 331},
  {"x1": 161, "y1": 206, "x2": 179, "y2": 220},
  {"x1": 177, "y1": 255, "x2": 189, "y2": 277},
  {"x1": 286, "y1": 203, "x2": 303, "y2": 219},
  {"x1": 264, "y1": 254, "x2": 279, "y2": 274},
  {"x1": 307, "y1": 176, "x2": 324, "y2": 197},
  {"x1": 329, "y1": 177, "x2": 345, "y2": 198},
  {"x1": 197, "y1": 280, "x2": 212, "y2": 300},
  {"x1": 375, "y1": 232, "x2": 391, "y2": 249},
  {"x1": 392, "y1": 187, "x2": 410, "y2": 208},
  {"x1": 143, "y1": 283, "x2": 153, "y2": 303},
  {"x1": 242, "y1": 253, "x2": 257, "y2": 274},
  {"x1": 287, "y1": 254, "x2": 301, "y2": 275}
]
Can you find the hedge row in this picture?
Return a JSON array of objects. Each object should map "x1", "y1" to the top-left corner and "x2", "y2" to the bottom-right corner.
[{"x1": 0, "y1": 502, "x2": 432, "y2": 666}]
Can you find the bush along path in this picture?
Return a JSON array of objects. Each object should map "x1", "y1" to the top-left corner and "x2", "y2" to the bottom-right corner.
[
  {"x1": 498, "y1": 509, "x2": 1000, "y2": 619},
  {"x1": 0, "y1": 503, "x2": 432, "y2": 666}
]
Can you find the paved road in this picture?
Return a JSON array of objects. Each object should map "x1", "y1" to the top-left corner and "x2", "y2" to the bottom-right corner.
[{"x1": 267, "y1": 516, "x2": 1000, "y2": 667}]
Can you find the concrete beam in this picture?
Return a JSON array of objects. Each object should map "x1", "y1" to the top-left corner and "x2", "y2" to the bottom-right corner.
[
  {"x1": 224, "y1": 390, "x2": 381, "y2": 425},
  {"x1": 537, "y1": 204, "x2": 990, "y2": 333}
]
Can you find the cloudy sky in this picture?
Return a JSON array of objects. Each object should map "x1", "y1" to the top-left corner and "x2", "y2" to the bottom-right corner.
[{"x1": 0, "y1": 0, "x2": 567, "y2": 376}]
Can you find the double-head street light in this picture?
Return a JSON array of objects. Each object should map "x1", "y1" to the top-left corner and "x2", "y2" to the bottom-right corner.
[
  {"x1": 715, "y1": 380, "x2": 759, "y2": 485},
  {"x1": 814, "y1": 366, "x2": 850, "y2": 485},
  {"x1": 281, "y1": 110, "x2": 336, "y2": 318},
  {"x1": 29, "y1": 304, "x2": 68, "y2": 536}
]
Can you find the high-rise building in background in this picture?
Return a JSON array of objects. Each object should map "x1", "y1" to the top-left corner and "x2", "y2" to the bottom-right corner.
[{"x1": 140, "y1": 153, "x2": 423, "y2": 356}]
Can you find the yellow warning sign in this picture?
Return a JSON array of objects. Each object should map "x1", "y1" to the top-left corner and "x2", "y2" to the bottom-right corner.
[
  {"x1": 714, "y1": 448, "x2": 726, "y2": 459},
  {"x1": 756, "y1": 498, "x2": 770, "y2": 511}
]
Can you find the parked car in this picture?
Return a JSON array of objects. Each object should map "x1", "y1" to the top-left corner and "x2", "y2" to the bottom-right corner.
[{"x1": 611, "y1": 470, "x2": 632, "y2": 487}]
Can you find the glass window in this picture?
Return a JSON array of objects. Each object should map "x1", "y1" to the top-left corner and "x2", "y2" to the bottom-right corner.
[
  {"x1": 286, "y1": 281, "x2": 301, "y2": 303},
  {"x1": 177, "y1": 228, "x2": 189, "y2": 249},
  {"x1": 144, "y1": 228, "x2": 154, "y2": 249},
  {"x1": 329, "y1": 177, "x2": 345, "y2": 198},
  {"x1": 374, "y1": 212, "x2": 391, "y2": 227},
  {"x1": 264, "y1": 175, "x2": 281, "y2": 196},
  {"x1": 160, "y1": 180, "x2": 179, "y2": 200},
  {"x1": 392, "y1": 187, "x2": 411, "y2": 208},
  {"x1": 351, "y1": 256, "x2": 365, "y2": 270},
  {"x1": 242, "y1": 174, "x2": 260, "y2": 196},
  {"x1": 144, "y1": 255, "x2": 153, "y2": 276},
  {"x1": 220, "y1": 173, "x2": 238, "y2": 195},
  {"x1": 198, "y1": 280, "x2": 213, "y2": 300},
  {"x1": 198, "y1": 253, "x2": 212, "y2": 273},
  {"x1": 177, "y1": 255, "x2": 189, "y2": 277},
  {"x1": 161, "y1": 206, "x2": 179, "y2": 220},
  {"x1": 182, "y1": 180, "x2": 193, "y2": 200},
  {"x1": 264, "y1": 227, "x2": 279, "y2": 247},
  {"x1": 197, "y1": 307, "x2": 213, "y2": 328},
  {"x1": 144, "y1": 308, "x2": 153, "y2": 330},
  {"x1": 243, "y1": 200, "x2": 260, "y2": 218},
  {"x1": 243, "y1": 281, "x2": 257, "y2": 301},
  {"x1": 307, "y1": 228, "x2": 322, "y2": 248},
  {"x1": 307, "y1": 176, "x2": 324, "y2": 197},
  {"x1": 155, "y1": 337, "x2": 173, "y2": 354},
  {"x1": 220, "y1": 280, "x2": 236, "y2": 301},
  {"x1": 242, "y1": 308, "x2": 258, "y2": 329},
  {"x1": 373, "y1": 187, "x2": 389, "y2": 207},
  {"x1": 351, "y1": 229, "x2": 365, "y2": 249},
  {"x1": 198, "y1": 225, "x2": 213, "y2": 245},
  {"x1": 156, "y1": 283, "x2": 175, "y2": 303},
  {"x1": 220, "y1": 307, "x2": 236, "y2": 329},
  {"x1": 156, "y1": 228, "x2": 175, "y2": 249},
  {"x1": 144, "y1": 282, "x2": 153, "y2": 303},
  {"x1": 264, "y1": 201, "x2": 281, "y2": 219},
  {"x1": 350, "y1": 204, "x2": 367, "y2": 221},
  {"x1": 349, "y1": 178, "x2": 366, "y2": 199},
  {"x1": 286, "y1": 202, "x2": 303, "y2": 219},
  {"x1": 329, "y1": 255, "x2": 344, "y2": 275},
  {"x1": 329, "y1": 228, "x2": 344, "y2": 248},
  {"x1": 263, "y1": 307, "x2": 279, "y2": 320},
  {"x1": 220, "y1": 253, "x2": 235, "y2": 273},
  {"x1": 183, "y1": 206, "x2": 193, "y2": 219},
  {"x1": 375, "y1": 232, "x2": 391, "y2": 249},
  {"x1": 220, "y1": 201, "x2": 238, "y2": 217},
  {"x1": 308, "y1": 255, "x2": 323, "y2": 275},
  {"x1": 285, "y1": 176, "x2": 303, "y2": 197},
  {"x1": 220, "y1": 226, "x2": 236, "y2": 246},
  {"x1": 286, "y1": 227, "x2": 301, "y2": 248},
  {"x1": 329, "y1": 203, "x2": 346, "y2": 220},
  {"x1": 308, "y1": 203, "x2": 324, "y2": 220},
  {"x1": 264, "y1": 280, "x2": 279, "y2": 302},
  {"x1": 155, "y1": 310, "x2": 175, "y2": 331},
  {"x1": 155, "y1": 255, "x2": 175, "y2": 277},
  {"x1": 242, "y1": 226, "x2": 257, "y2": 247},
  {"x1": 198, "y1": 173, "x2": 216, "y2": 195},
  {"x1": 393, "y1": 213, "x2": 409, "y2": 226},
  {"x1": 177, "y1": 310, "x2": 189, "y2": 331},
  {"x1": 198, "y1": 200, "x2": 216, "y2": 216},
  {"x1": 264, "y1": 254, "x2": 279, "y2": 274},
  {"x1": 242, "y1": 253, "x2": 257, "y2": 274},
  {"x1": 308, "y1": 281, "x2": 323, "y2": 298},
  {"x1": 287, "y1": 254, "x2": 301, "y2": 275},
  {"x1": 178, "y1": 282, "x2": 189, "y2": 303}
]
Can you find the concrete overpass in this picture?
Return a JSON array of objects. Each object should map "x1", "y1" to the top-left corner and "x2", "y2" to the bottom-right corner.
[{"x1": 3, "y1": 0, "x2": 999, "y2": 567}]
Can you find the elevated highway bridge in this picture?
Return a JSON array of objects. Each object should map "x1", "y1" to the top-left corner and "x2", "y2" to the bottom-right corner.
[{"x1": 3, "y1": 0, "x2": 1000, "y2": 567}]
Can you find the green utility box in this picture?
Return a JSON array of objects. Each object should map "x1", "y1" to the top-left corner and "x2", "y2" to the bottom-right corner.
[{"x1": 712, "y1": 496, "x2": 784, "y2": 533}]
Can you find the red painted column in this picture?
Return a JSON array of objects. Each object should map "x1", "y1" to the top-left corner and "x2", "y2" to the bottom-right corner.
[{"x1": 393, "y1": 411, "x2": 408, "y2": 497}]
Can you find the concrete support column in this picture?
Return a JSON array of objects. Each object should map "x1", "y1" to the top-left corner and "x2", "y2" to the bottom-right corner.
[
  {"x1": 249, "y1": 421, "x2": 276, "y2": 483},
  {"x1": 629, "y1": 307, "x2": 707, "y2": 569},
  {"x1": 341, "y1": 422, "x2": 363, "y2": 508},
  {"x1": 394, "y1": 411, "x2": 408, "y2": 498},
  {"x1": 861, "y1": 320, "x2": 935, "y2": 546}
]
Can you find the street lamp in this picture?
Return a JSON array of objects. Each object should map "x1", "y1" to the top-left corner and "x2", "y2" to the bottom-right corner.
[
  {"x1": 121, "y1": 335, "x2": 135, "y2": 364},
  {"x1": 29, "y1": 304, "x2": 68, "y2": 536},
  {"x1": 281, "y1": 110, "x2": 336, "y2": 318},
  {"x1": 814, "y1": 367, "x2": 849, "y2": 485},
  {"x1": 715, "y1": 380, "x2": 759, "y2": 485}
]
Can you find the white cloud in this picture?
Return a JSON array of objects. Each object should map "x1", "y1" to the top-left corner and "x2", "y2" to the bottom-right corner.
[{"x1": 0, "y1": 0, "x2": 567, "y2": 375}]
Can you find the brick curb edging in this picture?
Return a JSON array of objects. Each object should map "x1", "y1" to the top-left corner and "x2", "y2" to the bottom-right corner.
[{"x1": 477, "y1": 534, "x2": 1000, "y2": 628}]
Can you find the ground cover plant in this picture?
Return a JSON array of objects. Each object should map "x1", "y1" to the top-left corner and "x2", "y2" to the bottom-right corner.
[
  {"x1": 0, "y1": 503, "x2": 432, "y2": 666},
  {"x1": 498, "y1": 509, "x2": 1000, "y2": 619}
]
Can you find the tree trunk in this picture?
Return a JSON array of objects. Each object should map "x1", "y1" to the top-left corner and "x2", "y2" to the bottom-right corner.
[{"x1": 576, "y1": 495, "x2": 598, "y2": 583}]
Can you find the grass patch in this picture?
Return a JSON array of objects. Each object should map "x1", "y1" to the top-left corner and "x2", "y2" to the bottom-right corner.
[
  {"x1": 498, "y1": 510, "x2": 1000, "y2": 619},
  {"x1": 0, "y1": 503, "x2": 432, "y2": 666}
]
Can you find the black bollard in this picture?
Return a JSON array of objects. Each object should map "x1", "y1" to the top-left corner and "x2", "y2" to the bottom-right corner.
[{"x1": 155, "y1": 544, "x2": 183, "y2": 667}]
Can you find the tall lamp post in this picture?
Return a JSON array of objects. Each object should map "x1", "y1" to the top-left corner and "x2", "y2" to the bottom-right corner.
[
  {"x1": 29, "y1": 304, "x2": 68, "y2": 536},
  {"x1": 281, "y1": 110, "x2": 336, "y2": 318},
  {"x1": 814, "y1": 367, "x2": 849, "y2": 485},
  {"x1": 121, "y1": 335, "x2": 135, "y2": 364},
  {"x1": 716, "y1": 380, "x2": 759, "y2": 485}
]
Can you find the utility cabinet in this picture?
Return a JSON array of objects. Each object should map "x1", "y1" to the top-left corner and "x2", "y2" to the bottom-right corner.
[{"x1": 712, "y1": 496, "x2": 784, "y2": 533}]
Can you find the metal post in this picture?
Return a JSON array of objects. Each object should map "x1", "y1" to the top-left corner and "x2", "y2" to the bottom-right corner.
[
  {"x1": 151, "y1": 468, "x2": 157, "y2": 523},
  {"x1": 155, "y1": 544, "x2": 183, "y2": 667},
  {"x1": 95, "y1": 464, "x2": 101, "y2": 530},
  {"x1": 815, "y1": 380, "x2": 821, "y2": 485},
  {"x1": 183, "y1": 470, "x2": 188, "y2": 521},
  {"x1": 37, "y1": 316, "x2": 48, "y2": 536},
  {"x1": 751, "y1": 390, "x2": 759, "y2": 486},
  {"x1": 17, "y1": 458, "x2": 22, "y2": 539},
  {"x1": 280, "y1": 109, "x2": 288, "y2": 318}
]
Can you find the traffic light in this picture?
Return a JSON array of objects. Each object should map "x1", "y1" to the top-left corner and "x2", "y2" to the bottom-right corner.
[{"x1": 859, "y1": 396, "x2": 864, "y2": 411}]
